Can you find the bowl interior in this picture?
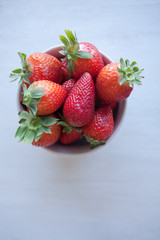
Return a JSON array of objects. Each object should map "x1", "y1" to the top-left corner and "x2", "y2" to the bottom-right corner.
[{"x1": 18, "y1": 46, "x2": 126, "y2": 154}]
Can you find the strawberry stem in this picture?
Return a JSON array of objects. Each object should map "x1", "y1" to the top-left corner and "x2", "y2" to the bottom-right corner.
[
  {"x1": 22, "y1": 82, "x2": 45, "y2": 115},
  {"x1": 82, "y1": 135, "x2": 106, "y2": 149},
  {"x1": 59, "y1": 30, "x2": 93, "y2": 74},
  {"x1": 117, "y1": 58, "x2": 144, "y2": 87},
  {"x1": 57, "y1": 114, "x2": 82, "y2": 133},
  {"x1": 15, "y1": 110, "x2": 58, "y2": 144},
  {"x1": 9, "y1": 52, "x2": 32, "y2": 84}
]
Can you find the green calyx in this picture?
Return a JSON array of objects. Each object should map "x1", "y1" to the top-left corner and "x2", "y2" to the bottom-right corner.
[
  {"x1": 117, "y1": 58, "x2": 144, "y2": 87},
  {"x1": 57, "y1": 115, "x2": 82, "y2": 133},
  {"x1": 59, "y1": 30, "x2": 93, "y2": 74},
  {"x1": 82, "y1": 135, "x2": 106, "y2": 149},
  {"x1": 15, "y1": 110, "x2": 58, "y2": 144},
  {"x1": 22, "y1": 82, "x2": 45, "y2": 115},
  {"x1": 9, "y1": 52, "x2": 31, "y2": 84}
]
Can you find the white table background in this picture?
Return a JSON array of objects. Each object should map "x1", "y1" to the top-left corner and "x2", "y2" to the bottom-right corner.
[{"x1": 0, "y1": 0, "x2": 160, "y2": 239}]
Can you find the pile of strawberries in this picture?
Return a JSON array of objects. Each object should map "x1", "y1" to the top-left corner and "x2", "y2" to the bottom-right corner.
[{"x1": 10, "y1": 30, "x2": 143, "y2": 149}]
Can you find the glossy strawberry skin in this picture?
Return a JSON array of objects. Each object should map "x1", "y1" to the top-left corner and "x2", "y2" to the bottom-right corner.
[
  {"x1": 62, "y1": 78, "x2": 76, "y2": 95},
  {"x1": 33, "y1": 80, "x2": 67, "y2": 115},
  {"x1": 96, "y1": 63, "x2": 133, "y2": 104},
  {"x1": 83, "y1": 106, "x2": 114, "y2": 141},
  {"x1": 61, "y1": 42, "x2": 104, "y2": 81},
  {"x1": 63, "y1": 73, "x2": 95, "y2": 127},
  {"x1": 32, "y1": 114, "x2": 61, "y2": 147},
  {"x1": 27, "y1": 52, "x2": 63, "y2": 84},
  {"x1": 60, "y1": 129, "x2": 82, "y2": 145}
]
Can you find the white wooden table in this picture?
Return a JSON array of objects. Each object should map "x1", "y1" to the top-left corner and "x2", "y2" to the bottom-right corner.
[{"x1": 0, "y1": 0, "x2": 160, "y2": 239}]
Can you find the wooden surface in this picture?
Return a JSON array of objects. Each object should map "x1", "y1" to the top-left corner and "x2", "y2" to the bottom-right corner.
[{"x1": 0, "y1": 0, "x2": 160, "y2": 239}]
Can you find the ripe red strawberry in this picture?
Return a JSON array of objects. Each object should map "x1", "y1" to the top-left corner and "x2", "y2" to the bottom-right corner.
[
  {"x1": 62, "y1": 78, "x2": 76, "y2": 95},
  {"x1": 83, "y1": 106, "x2": 114, "y2": 148},
  {"x1": 22, "y1": 80, "x2": 67, "y2": 116},
  {"x1": 15, "y1": 112, "x2": 61, "y2": 147},
  {"x1": 10, "y1": 52, "x2": 63, "y2": 85},
  {"x1": 96, "y1": 58, "x2": 144, "y2": 104},
  {"x1": 60, "y1": 129, "x2": 82, "y2": 145},
  {"x1": 59, "y1": 30, "x2": 104, "y2": 80},
  {"x1": 32, "y1": 121, "x2": 61, "y2": 147},
  {"x1": 58, "y1": 116, "x2": 82, "y2": 144},
  {"x1": 63, "y1": 72, "x2": 95, "y2": 127}
]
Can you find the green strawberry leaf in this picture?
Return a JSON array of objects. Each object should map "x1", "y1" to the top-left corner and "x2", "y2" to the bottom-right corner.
[
  {"x1": 130, "y1": 61, "x2": 137, "y2": 67},
  {"x1": 67, "y1": 60, "x2": 75, "y2": 73},
  {"x1": 37, "y1": 128, "x2": 43, "y2": 136},
  {"x1": 9, "y1": 75, "x2": 19, "y2": 82},
  {"x1": 15, "y1": 125, "x2": 27, "y2": 140},
  {"x1": 74, "y1": 51, "x2": 93, "y2": 59},
  {"x1": 30, "y1": 87, "x2": 45, "y2": 98},
  {"x1": 18, "y1": 118, "x2": 26, "y2": 124},
  {"x1": 117, "y1": 68, "x2": 124, "y2": 74},
  {"x1": 69, "y1": 53, "x2": 78, "y2": 61},
  {"x1": 133, "y1": 66, "x2": 139, "y2": 72},
  {"x1": 82, "y1": 135, "x2": 106, "y2": 149},
  {"x1": 41, "y1": 126, "x2": 52, "y2": 134},
  {"x1": 120, "y1": 58, "x2": 125, "y2": 68},
  {"x1": 9, "y1": 52, "x2": 31, "y2": 85},
  {"x1": 15, "y1": 111, "x2": 59, "y2": 144},
  {"x1": 59, "y1": 50, "x2": 66, "y2": 56},
  {"x1": 34, "y1": 135, "x2": 42, "y2": 142},
  {"x1": 41, "y1": 117, "x2": 58, "y2": 126},
  {"x1": 27, "y1": 82, "x2": 35, "y2": 92},
  {"x1": 65, "y1": 30, "x2": 77, "y2": 45},
  {"x1": 12, "y1": 69, "x2": 23, "y2": 74},
  {"x1": 119, "y1": 76, "x2": 127, "y2": 85},
  {"x1": 18, "y1": 52, "x2": 26, "y2": 63},
  {"x1": 58, "y1": 115, "x2": 82, "y2": 133},
  {"x1": 22, "y1": 82, "x2": 45, "y2": 115},
  {"x1": 23, "y1": 130, "x2": 35, "y2": 144},
  {"x1": 59, "y1": 30, "x2": 93, "y2": 74},
  {"x1": 22, "y1": 83, "x2": 27, "y2": 94},
  {"x1": 118, "y1": 58, "x2": 144, "y2": 87},
  {"x1": 18, "y1": 111, "x2": 30, "y2": 119},
  {"x1": 125, "y1": 59, "x2": 130, "y2": 67},
  {"x1": 29, "y1": 104, "x2": 37, "y2": 115},
  {"x1": 59, "y1": 35, "x2": 70, "y2": 47},
  {"x1": 22, "y1": 75, "x2": 30, "y2": 84}
]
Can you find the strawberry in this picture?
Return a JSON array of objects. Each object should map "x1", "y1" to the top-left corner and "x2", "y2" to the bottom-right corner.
[
  {"x1": 15, "y1": 111, "x2": 61, "y2": 147},
  {"x1": 22, "y1": 80, "x2": 67, "y2": 116},
  {"x1": 57, "y1": 115, "x2": 82, "y2": 144},
  {"x1": 60, "y1": 129, "x2": 82, "y2": 145},
  {"x1": 62, "y1": 78, "x2": 76, "y2": 95},
  {"x1": 96, "y1": 58, "x2": 144, "y2": 104},
  {"x1": 83, "y1": 106, "x2": 114, "y2": 148},
  {"x1": 59, "y1": 30, "x2": 104, "y2": 80},
  {"x1": 9, "y1": 52, "x2": 63, "y2": 85},
  {"x1": 63, "y1": 72, "x2": 95, "y2": 127}
]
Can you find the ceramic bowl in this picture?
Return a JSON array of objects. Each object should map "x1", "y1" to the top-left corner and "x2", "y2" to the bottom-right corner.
[{"x1": 18, "y1": 46, "x2": 126, "y2": 154}]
